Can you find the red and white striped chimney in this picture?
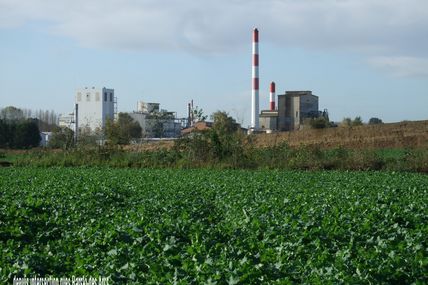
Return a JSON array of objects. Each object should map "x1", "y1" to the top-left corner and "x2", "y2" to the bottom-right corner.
[
  {"x1": 269, "y1": 82, "x2": 275, "y2": 111},
  {"x1": 251, "y1": 28, "x2": 259, "y2": 130}
]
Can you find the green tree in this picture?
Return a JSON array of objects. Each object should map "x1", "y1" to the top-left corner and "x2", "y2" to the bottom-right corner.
[
  {"x1": 309, "y1": 117, "x2": 330, "y2": 129},
  {"x1": 341, "y1": 117, "x2": 352, "y2": 127},
  {"x1": 353, "y1": 116, "x2": 363, "y2": 126},
  {"x1": 48, "y1": 127, "x2": 75, "y2": 149},
  {"x1": 0, "y1": 106, "x2": 24, "y2": 121},
  {"x1": 175, "y1": 111, "x2": 244, "y2": 166},
  {"x1": 341, "y1": 116, "x2": 363, "y2": 127},
  {"x1": 209, "y1": 111, "x2": 242, "y2": 161},
  {"x1": 105, "y1": 113, "x2": 142, "y2": 145},
  {"x1": 368, "y1": 117, "x2": 383, "y2": 125},
  {"x1": 12, "y1": 119, "x2": 41, "y2": 148},
  {"x1": 0, "y1": 120, "x2": 11, "y2": 147},
  {"x1": 77, "y1": 127, "x2": 98, "y2": 147},
  {"x1": 211, "y1": 111, "x2": 238, "y2": 136},
  {"x1": 192, "y1": 106, "x2": 207, "y2": 123}
]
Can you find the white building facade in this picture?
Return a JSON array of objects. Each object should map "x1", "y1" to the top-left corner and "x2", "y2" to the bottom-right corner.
[
  {"x1": 75, "y1": 87, "x2": 115, "y2": 133},
  {"x1": 58, "y1": 113, "x2": 75, "y2": 130}
]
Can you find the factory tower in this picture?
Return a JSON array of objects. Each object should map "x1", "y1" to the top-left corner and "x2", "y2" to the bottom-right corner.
[
  {"x1": 270, "y1": 82, "x2": 276, "y2": 111},
  {"x1": 251, "y1": 28, "x2": 260, "y2": 130}
]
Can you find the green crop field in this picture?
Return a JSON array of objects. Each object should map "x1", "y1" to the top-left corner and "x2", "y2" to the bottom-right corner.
[{"x1": 0, "y1": 168, "x2": 427, "y2": 284}]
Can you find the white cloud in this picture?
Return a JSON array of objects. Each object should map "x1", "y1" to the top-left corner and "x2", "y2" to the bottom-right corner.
[{"x1": 1, "y1": 0, "x2": 428, "y2": 74}]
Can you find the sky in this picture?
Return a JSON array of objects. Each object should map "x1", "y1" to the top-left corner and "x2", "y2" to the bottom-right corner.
[{"x1": 0, "y1": 0, "x2": 427, "y2": 126}]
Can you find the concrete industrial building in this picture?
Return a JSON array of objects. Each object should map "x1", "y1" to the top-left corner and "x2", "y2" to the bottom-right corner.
[
  {"x1": 249, "y1": 29, "x2": 321, "y2": 133},
  {"x1": 75, "y1": 87, "x2": 116, "y2": 133},
  {"x1": 58, "y1": 113, "x2": 75, "y2": 130},
  {"x1": 128, "y1": 101, "x2": 182, "y2": 138},
  {"x1": 259, "y1": 82, "x2": 278, "y2": 131},
  {"x1": 278, "y1": 91, "x2": 319, "y2": 131},
  {"x1": 259, "y1": 91, "x2": 319, "y2": 132},
  {"x1": 259, "y1": 110, "x2": 279, "y2": 131}
]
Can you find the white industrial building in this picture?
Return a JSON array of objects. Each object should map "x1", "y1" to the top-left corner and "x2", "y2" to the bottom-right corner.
[
  {"x1": 58, "y1": 113, "x2": 75, "y2": 130},
  {"x1": 75, "y1": 87, "x2": 116, "y2": 134}
]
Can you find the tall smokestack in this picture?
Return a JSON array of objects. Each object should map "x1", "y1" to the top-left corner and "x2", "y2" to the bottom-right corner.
[
  {"x1": 269, "y1": 82, "x2": 275, "y2": 111},
  {"x1": 188, "y1": 103, "x2": 191, "y2": 127},
  {"x1": 251, "y1": 28, "x2": 259, "y2": 130},
  {"x1": 74, "y1": 103, "x2": 78, "y2": 142}
]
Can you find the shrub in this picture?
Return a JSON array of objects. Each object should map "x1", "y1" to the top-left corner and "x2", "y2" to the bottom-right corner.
[
  {"x1": 368, "y1": 117, "x2": 383, "y2": 125},
  {"x1": 309, "y1": 117, "x2": 330, "y2": 129}
]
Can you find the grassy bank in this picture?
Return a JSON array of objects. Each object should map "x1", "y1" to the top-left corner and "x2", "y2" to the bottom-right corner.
[{"x1": 5, "y1": 144, "x2": 428, "y2": 173}]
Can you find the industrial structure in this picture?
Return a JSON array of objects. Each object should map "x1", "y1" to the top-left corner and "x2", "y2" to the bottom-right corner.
[
  {"x1": 74, "y1": 87, "x2": 116, "y2": 134},
  {"x1": 278, "y1": 91, "x2": 319, "y2": 131},
  {"x1": 259, "y1": 110, "x2": 278, "y2": 131},
  {"x1": 53, "y1": 28, "x2": 324, "y2": 142},
  {"x1": 260, "y1": 90, "x2": 319, "y2": 132},
  {"x1": 269, "y1": 82, "x2": 276, "y2": 111},
  {"x1": 58, "y1": 113, "x2": 75, "y2": 130},
  {"x1": 251, "y1": 28, "x2": 260, "y2": 131},
  {"x1": 259, "y1": 82, "x2": 279, "y2": 132},
  {"x1": 128, "y1": 101, "x2": 182, "y2": 138},
  {"x1": 61, "y1": 88, "x2": 184, "y2": 140},
  {"x1": 250, "y1": 28, "x2": 322, "y2": 133}
]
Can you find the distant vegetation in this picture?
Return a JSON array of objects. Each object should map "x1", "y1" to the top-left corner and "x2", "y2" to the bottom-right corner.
[
  {"x1": 306, "y1": 116, "x2": 331, "y2": 129},
  {"x1": 10, "y1": 139, "x2": 428, "y2": 173},
  {"x1": 341, "y1": 116, "x2": 364, "y2": 127},
  {"x1": 105, "y1": 113, "x2": 142, "y2": 145},
  {"x1": 0, "y1": 105, "x2": 63, "y2": 149},
  {"x1": 0, "y1": 118, "x2": 41, "y2": 149},
  {"x1": 368, "y1": 117, "x2": 383, "y2": 125},
  {"x1": 48, "y1": 126, "x2": 75, "y2": 149},
  {"x1": 11, "y1": 143, "x2": 428, "y2": 173},
  {"x1": 1, "y1": 106, "x2": 426, "y2": 172},
  {"x1": 0, "y1": 106, "x2": 59, "y2": 131}
]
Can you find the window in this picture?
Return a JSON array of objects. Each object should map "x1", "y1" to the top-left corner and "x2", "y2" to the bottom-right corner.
[
  {"x1": 104, "y1": 93, "x2": 107, "y2": 102},
  {"x1": 86, "y1": 93, "x2": 91, "y2": 102},
  {"x1": 110, "y1": 93, "x2": 113, "y2": 102},
  {"x1": 95, "y1": 92, "x2": 100, "y2": 102},
  {"x1": 77, "y1": 92, "x2": 82, "y2": 102},
  {"x1": 296, "y1": 111, "x2": 298, "y2": 118}
]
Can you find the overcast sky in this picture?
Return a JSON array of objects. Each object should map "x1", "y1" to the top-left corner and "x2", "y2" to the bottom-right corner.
[{"x1": 0, "y1": 0, "x2": 427, "y2": 125}]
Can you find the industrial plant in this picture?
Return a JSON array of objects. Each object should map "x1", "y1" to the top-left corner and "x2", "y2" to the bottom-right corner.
[
  {"x1": 250, "y1": 28, "x2": 324, "y2": 133},
  {"x1": 59, "y1": 88, "x2": 189, "y2": 140},
  {"x1": 58, "y1": 28, "x2": 326, "y2": 140},
  {"x1": 128, "y1": 102, "x2": 183, "y2": 138},
  {"x1": 259, "y1": 90, "x2": 320, "y2": 132}
]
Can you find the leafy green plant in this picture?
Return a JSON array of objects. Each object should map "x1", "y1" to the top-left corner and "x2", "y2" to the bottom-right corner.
[{"x1": 0, "y1": 168, "x2": 427, "y2": 284}]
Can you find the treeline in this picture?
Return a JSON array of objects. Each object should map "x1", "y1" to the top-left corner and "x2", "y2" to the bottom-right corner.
[
  {"x1": 305, "y1": 116, "x2": 384, "y2": 129},
  {"x1": 0, "y1": 119, "x2": 41, "y2": 148},
  {"x1": 0, "y1": 106, "x2": 59, "y2": 131}
]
